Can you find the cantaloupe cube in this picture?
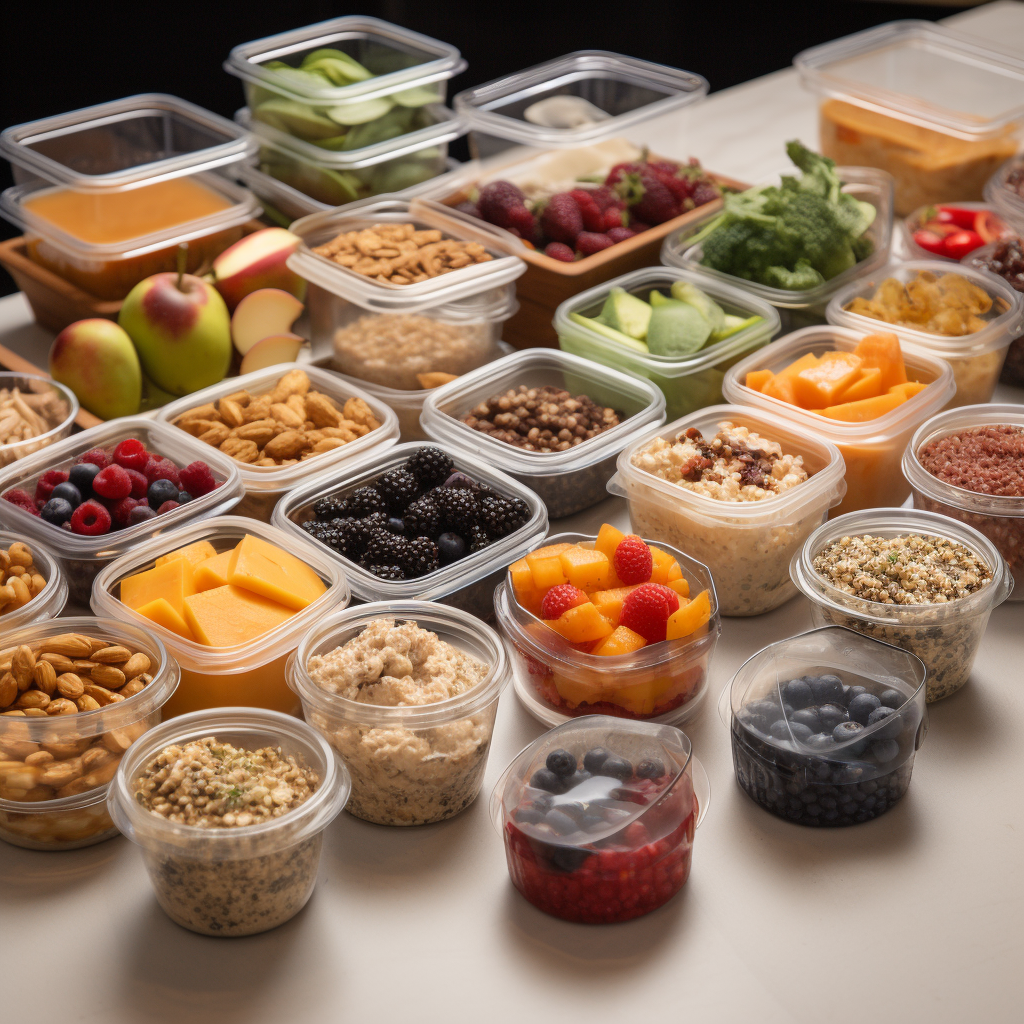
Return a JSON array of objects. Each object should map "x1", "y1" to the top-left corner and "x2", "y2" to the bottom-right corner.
[
  {"x1": 227, "y1": 534, "x2": 326, "y2": 611},
  {"x1": 120, "y1": 558, "x2": 196, "y2": 619},
  {"x1": 649, "y1": 546, "x2": 679, "y2": 585},
  {"x1": 546, "y1": 602, "x2": 614, "y2": 643},
  {"x1": 762, "y1": 374, "x2": 798, "y2": 405},
  {"x1": 666, "y1": 590, "x2": 712, "y2": 640},
  {"x1": 193, "y1": 550, "x2": 234, "y2": 592},
  {"x1": 791, "y1": 351, "x2": 863, "y2": 409},
  {"x1": 667, "y1": 577, "x2": 690, "y2": 599},
  {"x1": 183, "y1": 586, "x2": 295, "y2": 647},
  {"x1": 594, "y1": 625, "x2": 648, "y2": 657},
  {"x1": 136, "y1": 597, "x2": 197, "y2": 642},
  {"x1": 155, "y1": 540, "x2": 217, "y2": 570},
  {"x1": 594, "y1": 523, "x2": 626, "y2": 561},
  {"x1": 818, "y1": 392, "x2": 904, "y2": 422},
  {"x1": 853, "y1": 332, "x2": 907, "y2": 391},
  {"x1": 591, "y1": 585, "x2": 643, "y2": 626},
  {"x1": 526, "y1": 543, "x2": 571, "y2": 589},
  {"x1": 509, "y1": 558, "x2": 534, "y2": 594},
  {"x1": 745, "y1": 369, "x2": 774, "y2": 393},
  {"x1": 888, "y1": 381, "x2": 927, "y2": 401},
  {"x1": 834, "y1": 366, "x2": 883, "y2": 404},
  {"x1": 559, "y1": 546, "x2": 611, "y2": 591},
  {"x1": 777, "y1": 352, "x2": 821, "y2": 380}
]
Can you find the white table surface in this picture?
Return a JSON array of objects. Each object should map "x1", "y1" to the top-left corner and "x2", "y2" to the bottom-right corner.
[{"x1": 2, "y1": 5, "x2": 1023, "y2": 1024}]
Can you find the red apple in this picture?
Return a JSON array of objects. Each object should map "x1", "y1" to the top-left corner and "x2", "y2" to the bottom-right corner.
[
  {"x1": 212, "y1": 228, "x2": 306, "y2": 310},
  {"x1": 231, "y1": 288, "x2": 304, "y2": 355},
  {"x1": 49, "y1": 319, "x2": 141, "y2": 420}
]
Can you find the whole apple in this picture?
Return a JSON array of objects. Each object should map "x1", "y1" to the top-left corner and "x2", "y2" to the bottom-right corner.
[
  {"x1": 119, "y1": 273, "x2": 232, "y2": 396},
  {"x1": 49, "y1": 318, "x2": 141, "y2": 420},
  {"x1": 212, "y1": 227, "x2": 306, "y2": 310}
]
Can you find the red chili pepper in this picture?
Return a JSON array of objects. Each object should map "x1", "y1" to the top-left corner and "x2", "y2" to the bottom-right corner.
[
  {"x1": 941, "y1": 229, "x2": 985, "y2": 260},
  {"x1": 935, "y1": 206, "x2": 980, "y2": 230},
  {"x1": 913, "y1": 229, "x2": 952, "y2": 256}
]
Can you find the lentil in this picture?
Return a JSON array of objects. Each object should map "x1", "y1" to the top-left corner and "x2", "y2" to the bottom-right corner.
[{"x1": 918, "y1": 425, "x2": 1024, "y2": 496}]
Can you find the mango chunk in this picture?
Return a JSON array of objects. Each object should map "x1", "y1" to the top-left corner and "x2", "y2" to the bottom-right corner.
[
  {"x1": 817, "y1": 391, "x2": 905, "y2": 422},
  {"x1": 120, "y1": 558, "x2": 196, "y2": 619},
  {"x1": 559, "y1": 546, "x2": 611, "y2": 591},
  {"x1": 762, "y1": 373, "x2": 798, "y2": 405},
  {"x1": 667, "y1": 577, "x2": 690, "y2": 599},
  {"x1": 226, "y1": 534, "x2": 326, "y2": 611},
  {"x1": 594, "y1": 523, "x2": 626, "y2": 560},
  {"x1": 666, "y1": 589, "x2": 712, "y2": 639},
  {"x1": 791, "y1": 350, "x2": 863, "y2": 408},
  {"x1": 649, "y1": 546, "x2": 679, "y2": 585},
  {"x1": 136, "y1": 597, "x2": 197, "y2": 642},
  {"x1": 834, "y1": 366, "x2": 883, "y2": 403},
  {"x1": 594, "y1": 625, "x2": 648, "y2": 657},
  {"x1": 526, "y1": 543, "x2": 571, "y2": 589},
  {"x1": 776, "y1": 352, "x2": 820, "y2": 380},
  {"x1": 546, "y1": 602, "x2": 614, "y2": 644},
  {"x1": 155, "y1": 540, "x2": 217, "y2": 570},
  {"x1": 193, "y1": 550, "x2": 234, "y2": 592},
  {"x1": 853, "y1": 332, "x2": 907, "y2": 391},
  {"x1": 509, "y1": 557, "x2": 534, "y2": 594},
  {"x1": 591, "y1": 584, "x2": 643, "y2": 627},
  {"x1": 745, "y1": 369, "x2": 774, "y2": 393},
  {"x1": 183, "y1": 586, "x2": 295, "y2": 647}
]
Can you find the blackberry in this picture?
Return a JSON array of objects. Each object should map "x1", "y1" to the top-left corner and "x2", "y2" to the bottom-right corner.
[
  {"x1": 403, "y1": 537, "x2": 439, "y2": 578},
  {"x1": 376, "y1": 468, "x2": 420, "y2": 512},
  {"x1": 365, "y1": 529, "x2": 407, "y2": 566},
  {"x1": 302, "y1": 519, "x2": 326, "y2": 537},
  {"x1": 347, "y1": 486, "x2": 385, "y2": 517},
  {"x1": 364, "y1": 564, "x2": 406, "y2": 581},
  {"x1": 403, "y1": 497, "x2": 442, "y2": 538},
  {"x1": 467, "y1": 523, "x2": 491, "y2": 553},
  {"x1": 406, "y1": 447, "x2": 453, "y2": 488},
  {"x1": 434, "y1": 487, "x2": 479, "y2": 533},
  {"x1": 480, "y1": 495, "x2": 529, "y2": 538},
  {"x1": 313, "y1": 495, "x2": 348, "y2": 521}
]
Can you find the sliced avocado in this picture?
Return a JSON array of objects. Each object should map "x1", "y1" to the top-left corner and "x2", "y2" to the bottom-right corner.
[
  {"x1": 300, "y1": 49, "x2": 373, "y2": 82},
  {"x1": 302, "y1": 58, "x2": 371, "y2": 87},
  {"x1": 709, "y1": 314, "x2": 764, "y2": 342},
  {"x1": 570, "y1": 313, "x2": 650, "y2": 352},
  {"x1": 328, "y1": 97, "x2": 395, "y2": 125},
  {"x1": 393, "y1": 86, "x2": 443, "y2": 107},
  {"x1": 648, "y1": 290, "x2": 670, "y2": 307},
  {"x1": 310, "y1": 133, "x2": 351, "y2": 151},
  {"x1": 646, "y1": 301, "x2": 712, "y2": 356},
  {"x1": 264, "y1": 66, "x2": 334, "y2": 93},
  {"x1": 598, "y1": 287, "x2": 652, "y2": 340},
  {"x1": 670, "y1": 280, "x2": 726, "y2": 333},
  {"x1": 253, "y1": 99, "x2": 341, "y2": 140}
]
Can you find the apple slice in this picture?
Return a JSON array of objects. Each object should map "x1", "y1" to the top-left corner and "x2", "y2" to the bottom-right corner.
[
  {"x1": 231, "y1": 288, "x2": 304, "y2": 356},
  {"x1": 239, "y1": 333, "x2": 304, "y2": 375},
  {"x1": 212, "y1": 228, "x2": 305, "y2": 310}
]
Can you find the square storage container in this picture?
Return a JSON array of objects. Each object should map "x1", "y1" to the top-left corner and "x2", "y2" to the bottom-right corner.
[
  {"x1": 983, "y1": 155, "x2": 1024, "y2": 237},
  {"x1": 961, "y1": 238, "x2": 1024, "y2": 386},
  {"x1": 420, "y1": 349, "x2": 665, "y2": 517},
  {"x1": 0, "y1": 530, "x2": 68, "y2": 629},
  {"x1": 0, "y1": 374, "x2": 78, "y2": 469}
]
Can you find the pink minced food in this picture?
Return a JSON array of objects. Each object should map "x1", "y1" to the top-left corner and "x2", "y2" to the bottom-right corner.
[{"x1": 918, "y1": 425, "x2": 1024, "y2": 496}]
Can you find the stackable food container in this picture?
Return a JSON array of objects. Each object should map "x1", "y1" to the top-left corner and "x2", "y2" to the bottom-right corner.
[
  {"x1": 0, "y1": 418, "x2": 244, "y2": 605},
  {"x1": 553, "y1": 267, "x2": 781, "y2": 420},
  {"x1": 825, "y1": 259, "x2": 1024, "y2": 407},
  {"x1": 272, "y1": 441, "x2": 547, "y2": 617},
  {"x1": 984, "y1": 155, "x2": 1024, "y2": 237},
  {"x1": 490, "y1": 715, "x2": 709, "y2": 924},
  {"x1": 608, "y1": 405, "x2": 846, "y2": 616},
  {"x1": 661, "y1": 166, "x2": 895, "y2": 332},
  {"x1": 0, "y1": 374, "x2": 78, "y2": 469},
  {"x1": 288, "y1": 601, "x2": 510, "y2": 826},
  {"x1": 0, "y1": 531, "x2": 67, "y2": 629},
  {"x1": 790, "y1": 508, "x2": 1013, "y2": 702},
  {"x1": 156, "y1": 363, "x2": 399, "y2": 522},
  {"x1": 794, "y1": 21, "x2": 1024, "y2": 216},
  {"x1": 494, "y1": 532, "x2": 720, "y2": 725},
  {"x1": 420, "y1": 349, "x2": 666, "y2": 517},
  {"x1": 724, "y1": 626, "x2": 927, "y2": 827},
  {"x1": 0, "y1": 616, "x2": 178, "y2": 849},
  {"x1": 0, "y1": 95, "x2": 258, "y2": 305},
  {"x1": 108, "y1": 707, "x2": 350, "y2": 935},
  {"x1": 91, "y1": 516, "x2": 349, "y2": 717},
  {"x1": 722, "y1": 326, "x2": 954, "y2": 516},
  {"x1": 961, "y1": 240, "x2": 1024, "y2": 387},
  {"x1": 903, "y1": 403, "x2": 1024, "y2": 600}
]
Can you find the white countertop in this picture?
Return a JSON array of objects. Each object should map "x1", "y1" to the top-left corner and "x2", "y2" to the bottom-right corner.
[{"x1": 1, "y1": 5, "x2": 1022, "y2": 1024}]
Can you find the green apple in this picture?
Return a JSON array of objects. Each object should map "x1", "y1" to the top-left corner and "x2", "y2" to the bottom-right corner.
[{"x1": 49, "y1": 318, "x2": 141, "y2": 420}]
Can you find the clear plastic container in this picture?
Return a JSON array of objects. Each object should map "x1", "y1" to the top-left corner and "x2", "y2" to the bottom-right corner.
[
  {"x1": 608, "y1": 405, "x2": 846, "y2": 616},
  {"x1": 91, "y1": 516, "x2": 349, "y2": 717},
  {"x1": 903, "y1": 403, "x2": 1024, "y2": 601},
  {"x1": 0, "y1": 373, "x2": 78, "y2": 470},
  {"x1": 961, "y1": 238, "x2": 1024, "y2": 387},
  {"x1": 0, "y1": 616, "x2": 178, "y2": 849},
  {"x1": 983, "y1": 155, "x2": 1024, "y2": 238},
  {"x1": 107, "y1": 707, "x2": 349, "y2": 935},
  {"x1": 794, "y1": 21, "x2": 1024, "y2": 216},
  {"x1": 825, "y1": 259, "x2": 1024, "y2": 407},
  {"x1": 288, "y1": 601, "x2": 509, "y2": 826},
  {"x1": 156, "y1": 363, "x2": 400, "y2": 522},
  {"x1": 790, "y1": 508, "x2": 1013, "y2": 702},
  {"x1": 420, "y1": 349, "x2": 666, "y2": 517},
  {"x1": 722, "y1": 326, "x2": 955, "y2": 516},
  {"x1": 660, "y1": 166, "x2": 895, "y2": 332},
  {"x1": 901, "y1": 201, "x2": 1012, "y2": 262},
  {"x1": 271, "y1": 442, "x2": 547, "y2": 616},
  {"x1": 453, "y1": 51, "x2": 708, "y2": 160},
  {"x1": 494, "y1": 532, "x2": 720, "y2": 725},
  {"x1": 0, "y1": 418, "x2": 244, "y2": 606},
  {"x1": 724, "y1": 625, "x2": 927, "y2": 826},
  {"x1": 553, "y1": 267, "x2": 781, "y2": 421},
  {"x1": 0, "y1": 530, "x2": 67, "y2": 629},
  {"x1": 489, "y1": 715, "x2": 709, "y2": 924}
]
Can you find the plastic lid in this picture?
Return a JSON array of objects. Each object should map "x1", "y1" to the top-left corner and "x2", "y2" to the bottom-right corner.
[
  {"x1": 454, "y1": 51, "x2": 707, "y2": 149},
  {"x1": 0, "y1": 95, "x2": 255, "y2": 192},
  {"x1": 795, "y1": 21, "x2": 1024, "y2": 141}
]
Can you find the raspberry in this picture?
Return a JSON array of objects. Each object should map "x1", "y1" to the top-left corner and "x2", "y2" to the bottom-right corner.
[
  {"x1": 3, "y1": 489, "x2": 41, "y2": 516},
  {"x1": 125, "y1": 468, "x2": 149, "y2": 499},
  {"x1": 620, "y1": 583, "x2": 680, "y2": 644},
  {"x1": 544, "y1": 242, "x2": 575, "y2": 262},
  {"x1": 156, "y1": 500, "x2": 180, "y2": 515},
  {"x1": 613, "y1": 536, "x2": 653, "y2": 585},
  {"x1": 576, "y1": 232, "x2": 615, "y2": 257},
  {"x1": 144, "y1": 456, "x2": 180, "y2": 488},
  {"x1": 35, "y1": 470, "x2": 69, "y2": 505},
  {"x1": 112, "y1": 438, "x2": 149, "y2": 472},
  {"x1": 569, "y1": 189, "x2": 605, "y2": 232},
  {"x1": 540, "y1": 193, "x2": 583, "y2": 246},
  {"x1": 92, "y1": 465, "x2": 132, "y2": 499},
  {"x1": 110, "y1": 497, "x2": 139, "y2": 526},
  {"x1": 78, "y1": 448, "x2": 110, "y2": 469},
  {"x1": 70, "y1": 499, "x2": 111, "y2": 535},
  {"x1": 540, "y1": 584, "x2": 589, "y2": 620},
  {"x1": 179, "y1": 461, "x2": 217, "y2": 497},
  {"x1": 606, "y1": 226, "x2": 636, "y2": 243}
]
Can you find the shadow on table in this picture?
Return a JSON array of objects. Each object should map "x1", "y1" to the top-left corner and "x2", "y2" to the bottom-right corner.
[
  {"x1": 0, "y1": 834, "x2": 124, "y2": 902},
  {"x1": 923, "y1": 672, "x2": 1006, "y2": 760}
]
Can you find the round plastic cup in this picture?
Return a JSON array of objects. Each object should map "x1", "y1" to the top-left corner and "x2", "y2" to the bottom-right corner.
[
  {"x1": 961, "y1": 239, "x2": 1024, "y2": 387},
  {"x1": 495, "y1": 532, "x2": 720, "y2": 725},
  {"x1": 790, "y1": 508, "x2": 1013, "y2": 703},
  {"x1": 825, "y1": 259, "x2": 1024, "y2": 407},
  {"x1": 91, "y1": 516, "x2": 349, "y2": 717},
  {"x1": 107, "y1": 707, "x2": 350, "y2": 936},
  {"x1": 901, "y1": 201, "x2": 1012, "y2": 262},
  {"x1": 0, "y1": 530, "x2": 67, "y2": 629},
  {"x1": 724, "y1": 625, "x2": 927, "y2": 827},
  {"x1": 420, "y1": 349, "x2": 666, "y2": 517},
  {"x1": 608, "y1": 404, "x2": 846, "y2": 616},
  {"x1": 288, "y1": 601, "x2": 509, "y2": 826},
  {"x1": 985, "y1": 154, "x2": 1024, "y2": 237},
  {"x1": 0, "y1": 374, "x2": 78, "y2": 471},
  {"x1": 903, "y1": 403, "x2": 1024, "y2": 601},
  {"x1": 489, "y1": 714, "x2": 709, "y2": 924},
  {"x1": 156, "y1": 363, "x2": 400, "y2": 521},
  {"x1": 722, "y1": 326, "x2": 955, "y2": 516},
  {"x1": 0, "y1": 616, "x2": 179, "y2": 850}
]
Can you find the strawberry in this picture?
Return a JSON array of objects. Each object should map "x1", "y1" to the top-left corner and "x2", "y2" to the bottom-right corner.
[
  {"x1": 544, "y1": 242, "x2": 575, "y2": 262},
  {"x1": 576, "y1": 232, "x2": 615, "y2": 257},
  {"x1": 569, "y1": 189, "x2": 605, "y2": 232},
  {"x1": 605, "y1": 161, "x2": 648, "y2": 190},
  {"x1": 613, "y1": 536, "x2": 653, "y2": 585},
  {"x1": 478, "y1": 181, "x2": 527, "y2": 229},
  {"x1": 606, "y1": 226, "x2": 636, "y2": 243},
  {"x1": 621, "y1": 170, "x2": 680, "y2": 226},
  {"x1": 540, "y1": 193, "x2": 583, "y2": 245},
  {"x1": 541, "y1": 584, "x2": 589, "y2": 619},
  {"x1": 691, "y1": 181, "x2": 721, "y2": 207},
  {"x1": 588, "y1": 186, "x2": 620, "y2": 211},
  {"x1": 620, "y1": 583, "x2": 681, "y2": 644},
  {"x1": 602, "y1": 205, "x2": 625, "y2": 231},
  {"x1": 504, "y1": 204, "x2": 539, "y2": 243}
]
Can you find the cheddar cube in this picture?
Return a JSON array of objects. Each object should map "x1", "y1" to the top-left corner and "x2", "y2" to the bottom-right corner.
[
  {"x1": 666, "y1": 590, "x2": 712, "y2": 640},
  {"x1": 559, "y1": 546, "x2": 611, "y2": 591},
  {"x1": 183, "y1": 586, "x2": 295, "y2": 647},
  {"x1": 120, "y1": 558, "x2": 195, "y2": 619},
  {"x1": 136, "y1": 597, "x2": 197, "y2": 642},
  {"x1": 226, "y1": 534, "x2": 326, "y2": 611},
  {"x1": 155, "y1": 540, "x2": 217, "y2": 570},
  {"x1": 193, "y1": 550, "x2": 234, "y2": 592},
  {"x1": 593, "y1": 625, "x2": 648, "y2": 657},
  {"x1": 595, "y1": 523, "x2": 626, "y2": 561},
  {"x1": 526, "y1": 543, "x2": 571, "y2": 589}
]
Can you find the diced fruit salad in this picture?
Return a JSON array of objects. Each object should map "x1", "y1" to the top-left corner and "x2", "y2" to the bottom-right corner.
[
  {"x1": 1, "y1": 439, "x2": 220, "y2": 536},
  {"x1": 910, "y1": 205, "x2": 1012, "y2": 260},
  {"x1": 571, "y1": 280, "x2": 763, "y2": 357}
]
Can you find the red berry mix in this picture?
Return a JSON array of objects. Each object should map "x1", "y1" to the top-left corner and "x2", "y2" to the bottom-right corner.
[
  {"x1": 2, "y1": 489, "x2": 40, "y2": 516},
  {"x1": 112, "y1": 438, "x2": 149, "y2": 472},
  {"x1": 78, "y1": 448, "x2": 110, "y2": 469},
  {"x1": 620, "y1": 583, "x2": 680, "y2": 644},
  {"x1": 125, "y1": 468, "x2": 149, "y2": 499},
  {"x1": 540, "y1": 583, "x2": 589, "y2": 620},
  {"x1": 613, "y1": 536, "x2": 653, "y2": 585},
  {"x1": 179, "y1": 461, "x2": 217, "y2": 498},
  {"x1": 144, "y1": 456, "x2": 181, "y2": 488},
  {"x1": 70, "y1": 500, "x2": 111, "y2": 536},
  {"x1": 92, "y1": 465, "x2": 132, "y2": 500},
  {"x1": 34, "y1": 470, "x2": 68, "y2": 505}
]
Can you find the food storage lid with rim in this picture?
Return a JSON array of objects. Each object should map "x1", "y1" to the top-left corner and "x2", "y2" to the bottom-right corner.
[
  {"x1": 0, "y1": 530, "x2": 67, "y2": 629},
  {"x1": 983, "y1": 156, "x2": 1024, "y2": 235},
  {"x1": 288, "y1": 197, "x2": 527, "y2": 314},
  {"x1": 794, "y1": 21, "x2": 1024, "y2": 141},
  {"x1": 553, "y1": 266, "x2": 781, "y2": 378},
  {"x1": 0, "y1": 373, "x2": 78, "y2": 467},
  {"x1": 270, "y1": 440, "x2": 548, "y2": 603},
  {"x1": 902, "y1": 403, "x2": 1024, "y2": 519},
  {"x1": 90, "y1": 515, "x2": 350, "y2": 674},
  {"x1": 607, "y1": 404, "x2": 847, "y2": 527},
  {"x1": 453, "y1": 51, "x2": 708, "y2": 149},
  {"x1": 225, "y1": 17, "x2": 465, "y2": 107},
  {"x1": 420, "y1": 348, "x2": 666, "y2": 476},
  {"x1": 825, "y1": 259, "x2": 1024, "y2": 357},
  {"x1": 660, "y1": 166, "x2": 895, "y2": 309},
  {"x1": 155, "y1": 364, "x2": 400, "y2": 496},
  {"x1": 0, "y1": 418, "x2": 244, "y2": 563},
  {"x1": 0, "y1": 95, "x2": 255, "y2": 191},
  {"x1": 108, "y1": 707, "x2": 350, "y2": 859},
  {"x1": 722, "y1": 326, "x2": 956, "y2": 442}
]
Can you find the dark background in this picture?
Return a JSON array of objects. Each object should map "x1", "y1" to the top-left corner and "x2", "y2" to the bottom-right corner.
[{"x1": 0, "y1": 1, "x2": 970, "y2": 296}]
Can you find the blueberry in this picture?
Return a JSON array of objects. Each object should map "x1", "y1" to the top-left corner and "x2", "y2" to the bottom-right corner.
[
  {"x1": 543, "y1": 809, "x2": 579, "y2": 834},
  {"x1": 128, "y1": 505, "x2": 157, "y2": 525},
  {"x1": 566, "y1": 770, "x2": 592, "y2": 789},
  {"x1": 529, "y1": 768, "x2": 565, "y2": 794},
  {"x1": 513, "y1": 807, "x2": 545, "y2": 825},
  {"x1": 583, "y1": 747, "x2": 611, "y2": 773},
  {"x1": 809, "y1": 674, "x2": 845, "y2": 705},
  {"x1": 871, "y1": 739, "x2": 900, "y2": 763},
  {"x1": 817, "y1": 703, "x2": 848, "y2": 732},
  {"x1": 790, "y1": 709, "x2": 821, "y2": 732},
  {"x1": 805, "y1": 732, "x2": 834, "y2": 751},
  {"x1": 867, "y1": 706, "x2": 902, "y2": 740},
  {"x1": 531, "y1": 793, "x2": 554, "y2": 813},
  {"x1": 769, "y1": 719, "x2": 793, "y2": 742},
  {"x1": 68, "y1": 462, "x2": 100, "y2": 494},
  {"x1": 40, "y1": 497, "x2": 74, "y2": 525},
  {"x1": 880, "y1": 688, "x2": 905, "y2": 710},
  {"x1": 176, "y1": 490, "x2": 193, "y2": 505},
  {"x1": 636, "y1": 758, "x2": 665, "y2": 779},
  {"x1": 148, "y1": 479, "x2": 178, "y2": 509},
  {"x1": 782, "y1": 678, "x2": 813, "y2": 709},
  {"x1": 833, "y1": 721, "x2": 865, "y2": 744},
  {"x1": 548, "y1": 846, "x2": 591, "y2": 872},
  {"x1": 848, "y1": 693, "x2": 882, "y2": 725},
  {"x1": 743, "y1": 699, "x2": 779, "y2": 730},
  {"x1": 50, "y1": 482, "x2": 81, "y2": 507},
  {"x1": 436, "y1": 532, "x2": 466, "y2": 565},
  {"x1": 597, "y1": 755, "x2": 633, "y2": 780},
  {"x1": 579, "y1": 814, "x2": 606, "y2": 831},
  {"x1": 386, "y1": 516, "x2": 406, "y2": 535},
  {"x1": 844, "y1": 685, "x2": 867, "y2": 706},
  {"x1": 789, "y1": 722, "x2": 814, "y2": 744},
  {"x1": 545, "y1": 749, "x2": 577, "y2": 778}
]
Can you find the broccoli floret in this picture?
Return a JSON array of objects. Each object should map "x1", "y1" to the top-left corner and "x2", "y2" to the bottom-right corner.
[{"x1": 762, "y1": 259, "x2": 825, "y2": 291}]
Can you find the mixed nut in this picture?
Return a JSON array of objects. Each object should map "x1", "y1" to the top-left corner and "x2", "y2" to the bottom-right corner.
[
  {"x1": 0, "y1": 385, "x2": 71, "y2": 447},
  {"x1": 0, "y1": 541, "x2": 47, "y2": 618}
]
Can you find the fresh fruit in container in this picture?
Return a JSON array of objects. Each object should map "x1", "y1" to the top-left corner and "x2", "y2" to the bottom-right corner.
[{"x1": 910, "y1": 204, "x2": 1012, "y2": 260}]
